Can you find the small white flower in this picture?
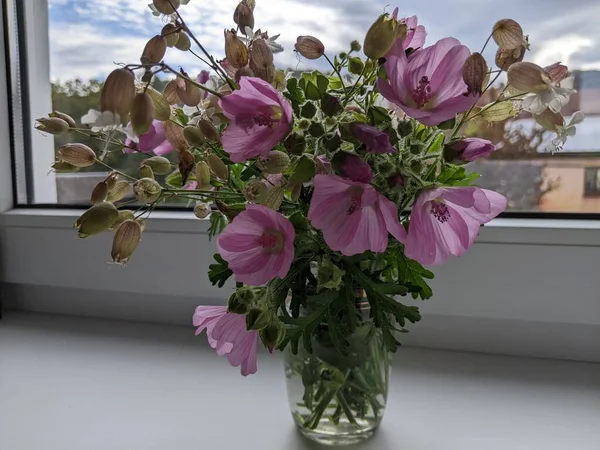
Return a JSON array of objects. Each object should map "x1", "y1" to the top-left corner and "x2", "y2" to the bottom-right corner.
[
  {"x1": 240, "y1": 27, "x2": 284, "y2": 54},
  {"x1": 81, "y1": 109, "x2": 139, "y2": 143},
  {"x1": 546, "y1": 111, "x2": 584, "y2": 153},
  {"x1": 522, "y1": 85, "x2": 574, "y2": 115}
]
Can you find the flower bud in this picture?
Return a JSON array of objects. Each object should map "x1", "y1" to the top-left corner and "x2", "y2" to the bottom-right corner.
[
  {"x1": 152, "y1": 0, "x2": 180, "y2": 15},
  {"x1": 198, "y1": 119, "x2": 220, "y2": 141},
  {"x1": 131, "y1": 92, "x2": 155, "y2": 136},
  {"x1": 257, "y1": 151, "x2": 290, "y2": 174},
  {"x1": 109, "y1": 209, "x2": 135, "y2": 231},
  {"x1": 462, "y1": 52, "x2": 487, "y2": 96},
  {"x1": 290, "y1": 183, "x2": 301, "y2": 202},
  {"x1": 49, "y1": 111, "x2": 76, "y2": 128},
  {"x1": 233, "y1": 1, "x2": 255, "y2": 35},
  {"x1": 195, "y1": 161, "x2": 212, "y2": 190},
  {"x1": 234, "y1": 66, "x2": 254, "y2": 82},
  {"x1": 174, "y1": 31, "x2": 191, "y2": 51},
  {"x1": 206, "y1": 154, "x2": 229, "y2": 180},
  {"x1": 244, "y1": 179, "x2": 267, "y2": 202},
  {"x1": 259, "y1": 186, "x2": 285, "y2": 210},
  {"x1": 177, "y1": 71, "x2": 202, "y2": 106},
  {"x1": 74, "y1": 203, "x2": 119, "y2": 238},
  {"x1": 35, "y1": 117, "x2": 70, "y2": 135},
  {"x1": 140, "y1": 164, "x2": 154, "y2": 179},
  {"x1": 178, "y1": 149, "x2": 196, "y2": 185},
  {"x1": 111, "y1": 220, "x2": 142, "y2": 265},
  {"x1": 363, "y1": 13, "x2": 407, "y2": 59},
  {"x1": 194, "y1": 201, "x2": 211, "y2": 219},
  {"x1": 183, "y1": 125, "x2": 205, "y2": 146},
  {"x1": 90, "y1": 181, "x2": 109, "y2": 205},
  {"x1": 145, "y1": 87, "x2": 171, "y2": 121},
  {"x1": 259, "y1": 319, "x2": 285, "y2": 352},
  {"x1": 57, "y1": 143, "x2": 96, "y2": 167},
  {"x1": 492, "y1": 19, "x2": 525, "y2": 50},
  {"x1": 143, "y1": 156, "x2": 171, "y2": 175},
  {"x1": 228, "y1": 287, "x2": 256, "y2": 314},
  {"x1": 161, "y1": 23, "x2": 180, "y2": 47},
  {"x1": 136, "y1": 219, "x2": 146, "y2": 233},
  {"x1": 103, "y1": 172, "x2": 119, "y2": 191},
  {"x1": 348, "y1": 57, "x2": 364, "y2": 75},
  {"x1": 162, "y1": 78, "x2": 185, "y2": 105},
  {"x1": 272, "y1": 69, "x2": 286, "y2": 91},
  {"x1": 534, "y1": 108, "x2": 565, "y2": 132},
  {"x1": 545, "y1": 62, "x2": 569, "y2": 84},
  {"x1": 249, "y1": 39, "x2": 275, "y2": 83},
  {"x1": 141, "y1": 35, "x2": 167, "y2": 65},
  {"x1": 350, "y1": 40, "x2": 362, "y2": 52},
  {"x1": 224, "y1": 30, "x2": 249, "y2": 69},
  {"x1": 101, "y1": 68, "x2": 135, "y2": 122},
  {"x1": 163, "y1": 120, "x2": 188, "y2": 151},
  {"x1": 507, "y1": 62, "x2": 551, "y2": 93},
  {"x1": 495, "y1": 44, "x2": 527, "y2": 71},
  {"x1": 246, "y1": 308, "x2": 271, "y2": 331},
  {"x1": 51, "y1": 161, "x2": 79, "y2": 173},
  {"x1": 107, "y1": 180, "x2": 131, "y2": 203},
  {"x1": 133, "y1": 178, "x2": 162, "y2": 204},
  {"x1": 294, "y1": 35, "x2": 325, "y2": 60}
]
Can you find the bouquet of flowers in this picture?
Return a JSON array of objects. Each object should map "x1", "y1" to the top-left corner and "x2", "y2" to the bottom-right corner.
[{"x1": 37, "y1": 0, "x2": 581, "y2": 443}]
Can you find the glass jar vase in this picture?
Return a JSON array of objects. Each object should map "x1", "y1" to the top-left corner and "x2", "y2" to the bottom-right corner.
[{"x1": 283, "y1": 299, "x2": 390, "y2": 446}]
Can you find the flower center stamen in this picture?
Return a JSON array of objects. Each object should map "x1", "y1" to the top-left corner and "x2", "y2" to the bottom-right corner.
[
  {"x1": 412, "y1": 76, "x2": 432, "y2": 108},
  {"x1": 258, "y1": 229, "x2": 284, "y2": 253},
  {"x1": 347, "y1": 186, "x2": 363, "y2": 215},
  {"x1": 253, "y1": 112, "x2": 275, "y2": 128},
  {"x1": 430, "y1": 200, "x2": 450, "y2": 223}
]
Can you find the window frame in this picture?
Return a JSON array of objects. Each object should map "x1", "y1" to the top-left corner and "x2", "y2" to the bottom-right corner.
[{"x1": 1, "y1": 0, "x2": 600, "y2": 363}]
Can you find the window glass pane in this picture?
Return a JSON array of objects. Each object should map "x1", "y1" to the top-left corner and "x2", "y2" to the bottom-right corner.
[{"x1": 20, "y1": 0, "x2": 599, "y2": 213}]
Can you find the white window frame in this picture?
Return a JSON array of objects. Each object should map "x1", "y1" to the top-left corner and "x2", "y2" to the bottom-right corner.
[{"x1": 1, "y1": 1, "x2": 599, "y2": 363}]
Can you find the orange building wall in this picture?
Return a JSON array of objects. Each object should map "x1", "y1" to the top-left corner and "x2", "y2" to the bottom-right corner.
[{"x1": 540, "y1": 158, "x2": 600, "y2": 212}]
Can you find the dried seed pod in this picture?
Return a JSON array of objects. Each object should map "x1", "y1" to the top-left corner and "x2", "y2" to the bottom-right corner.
[
  {"x1": 100, "y1": 68, "x2": 135, "y2": 122},
  {"x1": 74, "y1": 203, "x2": 119, "y2": 238},
  {"x1": 163, "y1": 120, "x2": 188, "y2": 151},
  {"x1": 195, "y1": 161, "x2": 211, "y2": 190},
  {"x1": 143, "y1": 156, "x2": 172, "y2": 175},
  {"x1": 234, "y1": 66, "x2": 254, "y2": 82},
  {"x1": 198, "y1": 119, "x2": 220, "y2": 142},
  {"x1": 109, "y1": 209, "x2": 135, "y2": 231},
  {"x1": 175, "y1": 31, "x2": 191, "y2": 51},
  {"x1": 145, "y1": 87, "x2": 171, "y2": 121},
  {"x1": 107, "y1": 180, "x2": 131, "y2": 203},
  {"x1": 131, "y1": 92, "x2": 155, "y2": 136},
  {"x1": 51, "y1": 161, "x2": 79, "y2": 173},
  {"x1": 57, "y1": 143, "x2": 96, "y2": 167},
  {"x1": 507, "y1": 62, "x2": 551, "y2": 93},
  {"x1": 141, "y1": 35, "x2": 167, "y2": 65},
  {"x1": 233, "y1": 1, "x2": 255, "y2": 35},
  {"x1": 90, "y1": 181, "x2": 109, "y2": 205},
  {"x1": 163, "y1": 78, "x2": 185, "y2": 104},
  {"x1": 462, "y1": 52, "x2": 488, "y2": 96},
  {"x1": 35, "y1": 117, "x2": 70, "y2": 135},
  {"x1": 206, "y1": 154, "x2": 229, "y2": 180},
  {"x1": 244, "y1": 179, "x2": 267, "y2": 202},
  {"x1": 492, "y1": 19, "x2": 525, "y2": 50},
  {"x1": 140, "y1": 164, "x2": 154, "y2": 179},
  {"x1": 161, "y1": 23, "x2": 180, "y2": 47},
  {"x1": 178, "y1": 149, "x2": 196, "y2": 185},
  {"x1": 49, "y1": 111, "x2": 76, "y2": 128},
  {"x1": 183, "y1": 126, "x2": 205, "y2": 147},
  {"x1": 153, "y1": 0, "x2": 180, "y2": 15},
  {"x1": 249, "y1": 39, "x2": 275, "y2": 82},
  {"x1": 495, "y1": 44, "x2": 527, "y2": 71},
  {"x1": 363, "y1": 13, "x2": 406, "y2": 59},
  {"x1": 194, "y1": 202, "x2": 211, "y2": 219},
  {"x1": 176, "y1": 72, "x2": 202, "y2": 106},
  {"x1": 133, "y1": 178, "x2": 162, "y2": 204},
  {"x1": 294, "y1": 36, "x2": 325, "y2": 60},
  {"x1": 225, "y1": 30, "x2": 249, "y2": 69},
  {"x1": 256, "y1": 151, "x2": 290, "y2": 174},
  {"x1": 259, "y1": 186, "x2": 285, "y2": 210},
  {"x1": 111, "y1": 219, "x2": 142, "y2": 265}
]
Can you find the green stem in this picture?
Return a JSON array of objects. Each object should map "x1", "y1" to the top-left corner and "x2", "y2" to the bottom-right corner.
[
  {"x1": 94, "y1": 159, "x2": 138, "y2": 182},
  {"x1": 161, "y1": 63, "x2": 224, "y2": 98},
  {"x1": 324, "y1": 54, "x2": 348, "y2": 96}
]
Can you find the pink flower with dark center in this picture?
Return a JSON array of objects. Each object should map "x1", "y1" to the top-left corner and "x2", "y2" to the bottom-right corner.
[
  {"x1": 378, "y1": 37, "x2": 478, "y2": 126},
  {"x1": 308, "y1": 175, "x2": 407, "y2": 256},
  {"x1": 217, "y1": 204, "x2": 295, "y2": 285},
  {"x1": 451, "y1": 138, "x2": 497, "y2": 162},
  {"x1": 219, "y1": 77, "x2": 293, "y2": 163},
  {"x1": 350, "y1": 123, "x2": 396, "y2": 154},
  {"x1": 124, "y1": 120, "x2": 174, "y2": 155},
  {"x1": 404, "y1": 187, "x2": 506, "y2": 265},
  {"x1": 387, "y1": 9, "x2": 427, "y2": 57},
  {"x1": 193, "y1": 305, "x2": 258, "y2": 376}
]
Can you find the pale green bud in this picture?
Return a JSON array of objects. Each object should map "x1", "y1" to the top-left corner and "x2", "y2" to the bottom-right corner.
[
  {"x1": 133, "y1": 178, "x2": 162, "y2": 204},
  {"x1": 74, "y1": 203, "x2": 119, "y2": 238},
  {"x1": 143, "y1": 156, "x2": 172, "y2": 175},
  {"x1": 111, "y1": 219, "x2": 142, "y2": 265}
]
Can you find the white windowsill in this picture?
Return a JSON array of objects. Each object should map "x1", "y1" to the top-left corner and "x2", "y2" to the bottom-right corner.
[{"x1": 0, "y1": 311, "x2": 598, "y2": 450}]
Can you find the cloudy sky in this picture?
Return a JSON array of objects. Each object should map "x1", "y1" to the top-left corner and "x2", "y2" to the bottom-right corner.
[{"x1": 48, "y1": 0, "x2": 600, "y2": 81}]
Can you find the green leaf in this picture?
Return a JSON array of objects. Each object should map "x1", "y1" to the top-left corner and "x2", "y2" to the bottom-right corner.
[
  {"x1": 315, "y1": 73, "x2": 330, "y2": 96},
  {"x1": 165, "y1": 170, "x2": 184, "y2": 188},
  {"x1": 437, "y1": 117, "x2": 456, "y2": 130},
  {"x1": 285, "y1": 77, "x2": 304, "y2": 104},
  {"x1": 208, "y1": 253, "x2": 233, "y2": 288},
  {"x1": 289, "y1": 154, "x2": 316, "y2": 184},
  {"x1": 367, "y1": 106, "x2": 391, "y2": 125},
  {"x1": 396, "y1": 252, "x2": 433, "y2": 300},
  {"x1": 329, "y1": 77, "x2": 343, "y2": 90},
  {"x1": 427, "y1": 133, "x2": 445, "y2": 154},
  {"x1": 207, "y1": 212, "x2": 228, "y2": 239}
]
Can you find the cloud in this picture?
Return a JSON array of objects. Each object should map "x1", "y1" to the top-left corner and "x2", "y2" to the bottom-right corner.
[{"x1": 49, "y1": 0, "x2": 600, "y2": 82}]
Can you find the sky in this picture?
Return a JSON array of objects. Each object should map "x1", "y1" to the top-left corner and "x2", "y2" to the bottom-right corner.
[{"x1": 48, "y1": 0, "x2": 600, "y2": 82}]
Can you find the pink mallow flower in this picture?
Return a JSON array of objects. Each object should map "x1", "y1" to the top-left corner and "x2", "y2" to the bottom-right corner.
[
  {"x1": 217, "y1": 204, "x2": 295, "y2": 286},
  {"x1": 350, "y1": 123, "x2": 396, "y2": 154},
  {"x1": 387, "y1": 9, "x2": 427, "y2": 57},
  {"x1": 219, "y1": 77, "x2": 293, "y2": 163},
  {"x1": 308, "y1": 175, "x2": 407, "y2": 256},
  {"x1": 404, "y1": 187, "x2": 507, "y2": 265},
  {"x1": 451, "y1": 138, "x2": 497, "y2": 162},
  {"x1": 378, "y1": 37, "x2": 478, "y2": 127},
  {"x1": 193, "y1": 306, "x2": 258, "y2": 376},
  {"x1": 124, "y1": 120, "x2": 174, "y2": 155}
]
